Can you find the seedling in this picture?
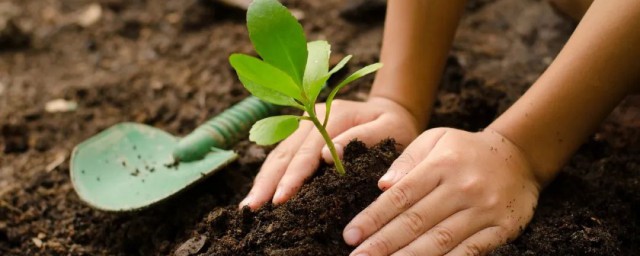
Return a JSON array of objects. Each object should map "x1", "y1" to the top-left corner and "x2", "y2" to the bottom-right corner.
[{"x1": 229, "y1": 0, "x2": 382, "y2": 175}]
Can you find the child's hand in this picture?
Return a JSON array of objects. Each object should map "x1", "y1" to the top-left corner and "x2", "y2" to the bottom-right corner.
[
  {"x1": 239, "y1": 97, "x2": 421, "y2": 209},
  {"x1": 345, "y1": 128, "x2": 541, "y2": 256}
]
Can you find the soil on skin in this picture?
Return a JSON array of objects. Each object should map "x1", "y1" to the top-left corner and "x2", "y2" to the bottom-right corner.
[
  {"x1": 190, "y1": 140, "x2": 398, "y2": 256},
  {"x1": 1, "y1": 0, "x2": 639, "y2": 255}
]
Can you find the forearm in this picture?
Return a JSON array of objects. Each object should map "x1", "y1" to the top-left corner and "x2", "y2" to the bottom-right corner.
[
  {"x1": 370, "y1": 0, "x2": 466, "y2": 130},
  {"x1": 489, "y1": 0, "x2": 640, "y2": 185}
]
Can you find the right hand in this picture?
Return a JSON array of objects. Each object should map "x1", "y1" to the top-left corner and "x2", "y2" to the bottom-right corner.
[{"x1": 239, "y1": 97, "x2": 422, "y2": 210}]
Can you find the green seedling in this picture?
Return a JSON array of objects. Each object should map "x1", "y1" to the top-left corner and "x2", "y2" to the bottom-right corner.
[{"x1": 229, "y1": 0, "x2": 382, "y2": 175}]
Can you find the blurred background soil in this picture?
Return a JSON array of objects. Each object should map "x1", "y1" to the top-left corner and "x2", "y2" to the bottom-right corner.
[{"x1": 0, "y1": 0, "x2": 638, "y2": 255}]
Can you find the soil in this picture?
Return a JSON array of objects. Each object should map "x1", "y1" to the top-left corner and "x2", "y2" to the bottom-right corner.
[
  {"x1": 1, "y1": 0, "x2": 639, "y2": 255},
  {"x1": 189, "y1": 140, "x2": 398, "y2": 256}
]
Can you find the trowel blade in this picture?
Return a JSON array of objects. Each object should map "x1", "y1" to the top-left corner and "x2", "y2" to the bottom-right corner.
[{"x1": 70, "y1": 123, "x2": 237, "y2": 211}]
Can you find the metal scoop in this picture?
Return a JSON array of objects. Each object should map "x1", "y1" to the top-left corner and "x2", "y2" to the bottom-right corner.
[{"x1": 70, "y1": 97, "x2": 277, "y2": 211}]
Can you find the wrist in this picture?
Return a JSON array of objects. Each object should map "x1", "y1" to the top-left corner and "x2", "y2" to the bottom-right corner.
[
  {"x1": 367, "y1": 95, "x2": 428, "y2": 132},
  {"x1": 369, "y1": 78, "x2": 433, "y2": 131},
  {"x1": 484, "y1": 125, "x2": 560, "y2": 187}
]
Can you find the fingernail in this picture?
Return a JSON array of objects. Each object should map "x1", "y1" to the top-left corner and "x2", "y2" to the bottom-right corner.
[
  {"x1": 354, "y1": 253, "x2": 369, "y2": 256},
  {"x1": 379, "y1": 171, "x2": 396, "y2": 184},
  {"x1": 344, "y1": 228, "x2": 362, "y2": 245},
  {"x1": 273, "y1": 189, "x2": 285, "y2": 204},
  {"x1": 239, "y1": 196, "x2": 253, "y2": 208}
]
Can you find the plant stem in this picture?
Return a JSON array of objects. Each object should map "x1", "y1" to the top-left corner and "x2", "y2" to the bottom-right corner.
[{"x1": 307, "y1": 111, "x2": 346, "y2": 175}]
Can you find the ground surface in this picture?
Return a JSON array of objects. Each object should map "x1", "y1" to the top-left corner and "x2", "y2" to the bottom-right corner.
[{"x1": 1, "y1": 0, "x2": 639, "y2": 255}]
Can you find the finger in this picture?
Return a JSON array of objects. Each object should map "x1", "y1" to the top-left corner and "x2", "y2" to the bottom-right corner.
[
  {"x1": 321, "y1": 117, "x2": 383, "y2": 164},
  {"x1": 392, "y1": 209, "x2": 492, "y2": 256},
  {"x1": 349, "y1": 185, "x2": 462, "y2": 256},
  {"x1": 445, "y1": 226, "x2": 506, "y2": 256},
  {"x1": 378, "y1": 128, "x2": 448, "y2": 190},
  {"x1": 239, "y1": 122, "x2": 313, "y2": 209},
  {"x1": 343, "y1": 158, "x2": 443, "y2": 246},
  {"x1": 272, "y1": 114, "x2": 353, "y2": 204}
]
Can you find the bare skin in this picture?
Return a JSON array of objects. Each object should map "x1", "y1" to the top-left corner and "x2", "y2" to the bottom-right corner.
[{"x1": 241, "y1": 0, "x2": 640, "y2": 255}]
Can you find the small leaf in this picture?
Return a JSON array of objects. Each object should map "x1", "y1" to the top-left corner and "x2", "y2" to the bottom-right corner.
[
  {"x1": 247, "y1": 0, "x2": 307, "y2": 86},
  {"x1": 329, "y1": 55, "x2": 352, "y2": 75},
  {"x1": 304, "y1": 41, "x2": 330, "y2": 103},
  {"x1": 307, "y1": 76, "x2": 330, "y2": 104},
  {"x1": 238, "y1": 77, "x2": 303, "y2": 109},
  {"x1": 249, "y1": 115, "x2": 300, "y2": 145},
  {"x1": 304, "y1": 55, "x2": 351, "y2": 104},
  {"x1": 323, "y1": 63, "x2": 383, "y2": 127},
  {"x1": 230, "y1": 54, "x2": 303, "y2": 102}
]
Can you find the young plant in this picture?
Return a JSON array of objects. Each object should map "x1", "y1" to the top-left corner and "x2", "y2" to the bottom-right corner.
[{"x1": 229, "y1": 0, "x2": 382, "y2": 175}]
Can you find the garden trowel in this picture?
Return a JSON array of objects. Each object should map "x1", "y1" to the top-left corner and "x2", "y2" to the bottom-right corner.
[{"x1": 70, "y1": 97, "x2": 278, "y2": 212}]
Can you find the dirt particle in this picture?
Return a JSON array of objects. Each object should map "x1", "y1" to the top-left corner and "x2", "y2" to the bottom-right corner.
[{"x1": 164, "y1": 161, "x2": 179, "y2": 169}]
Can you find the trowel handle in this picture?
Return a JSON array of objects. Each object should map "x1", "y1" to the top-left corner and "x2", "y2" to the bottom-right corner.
[{"x1": 173, "y1": 97, "x2": 279, "y2": 162}]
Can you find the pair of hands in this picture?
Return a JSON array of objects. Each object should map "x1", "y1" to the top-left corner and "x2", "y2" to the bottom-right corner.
[{"x1": 239, "y1": 97, "x2": 542, "y2": 256}]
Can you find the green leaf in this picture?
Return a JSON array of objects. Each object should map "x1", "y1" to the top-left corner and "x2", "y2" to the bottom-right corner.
[
  {"x1": 237, "y1": 77, "x2": 303, "y2": 109},
  {"x1": 323, "y1": 63, "x2": 383, "y2": 127},
  {"x1": 230, "y1": 54, "x2": 303, "y2": 102},
  {"x1": 249, "y1": 115, "x2": 300, "y2": 145},
  {"x1": 305, "y1": 55, "x2": 351, "y2": 103},
  {"x1": 304, "y1": 41, "x2": 330, "y2": 103},
  {"x1": 247, "y1": 0, "x2": 307, "y2": 86},
  {"x1": 329, "y1": 55, "x2": 352, "y2": 75}
]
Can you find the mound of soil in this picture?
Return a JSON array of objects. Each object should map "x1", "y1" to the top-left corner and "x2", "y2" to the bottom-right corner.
[{"x1": 178, "y1": 140, "x2": 398, "y2": 256}]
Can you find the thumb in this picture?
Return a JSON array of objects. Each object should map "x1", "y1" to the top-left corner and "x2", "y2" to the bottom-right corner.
[{"x1": 378, "y1": 128, "x2": 448, "y2": 190}]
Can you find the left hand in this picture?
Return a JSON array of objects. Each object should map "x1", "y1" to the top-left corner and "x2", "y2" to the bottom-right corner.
[{"x1": 344, "y1": 128, "x2": 542, "y2": 255}]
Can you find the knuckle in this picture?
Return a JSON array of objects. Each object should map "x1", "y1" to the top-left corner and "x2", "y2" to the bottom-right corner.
[
  {"x1": 483, "y1": 194, "x2": 501, "y2": 209},
  {"x1": 497, "y1": 219, "x2": 520, "y2": 239},
  {"x1": 389, "y1": 153, "x2": 416, "y2": 171},
  {"x1": 459, "y1": 175, "x2": 484, "y2": 195},
  {"x1": 296, "y1": 145, "x2": 319, "y2": 157},
  {"x1": 463, "y1": 242, "x2": 485, "y2": 256},
  {"x1": 495, "y1": 225, "x2": 511, "y2": 238},
  {"x1": 399, "y1": 211, "x2": 426, "y2": 236},
  {"x1": 388, "y1": 184, "x2": 413, "y2": 210},
  {"x1": 430, "y1": 149, "x2": 462, "y2": 167},
  {"x1": 367, "y1": 237, "x2": 394, "y2": 253},
  {"x1": 430, "y1": 225, "x2": 455, "y2": 251},
  {"x1": 359, "y1": 209, "x2": 385, "y2": 230},
  {"x1": 396, "y1": 248, "x2": 420, "y2": 256},
  {"x1": 267, "y1": 148, "x2": 292, "y2": 162}
]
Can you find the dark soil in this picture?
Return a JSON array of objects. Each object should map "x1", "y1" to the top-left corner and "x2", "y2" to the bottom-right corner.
[
  {"x1": 187, "y1": 140, "x2": 398, "y2": 256},
  {"x1": 1, "y1": 0, "x2": 639, "y2": 255}
]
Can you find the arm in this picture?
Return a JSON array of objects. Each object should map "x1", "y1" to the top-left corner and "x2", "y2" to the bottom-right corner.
[
  {"x1": 489, "y1": 0, "x2": 640, "y2": 185},
  {"x1": 345, "y1": 1, "x2": 640, "y2": 256},
  {"x1": 371, "y1": 0, "x2": 466, "y2": 130}
]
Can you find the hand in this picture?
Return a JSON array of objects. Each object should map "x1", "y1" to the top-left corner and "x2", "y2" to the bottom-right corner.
[
  {"x1": 344, "y1": 128, "x2": 542, "y2": 256},
  {"x1": 239, "y1": 97, "x2": 421, "y2": 209}
]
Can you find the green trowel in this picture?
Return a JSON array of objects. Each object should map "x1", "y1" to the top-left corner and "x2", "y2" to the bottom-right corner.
[{"x1": 70, "y1": 97, "x2": 278, "y2": 212}]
